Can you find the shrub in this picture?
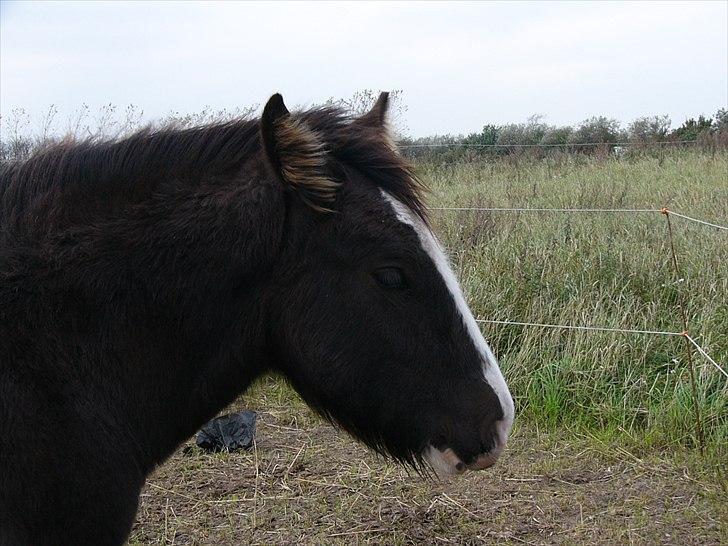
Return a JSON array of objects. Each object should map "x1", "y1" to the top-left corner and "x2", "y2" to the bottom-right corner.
[
  {"x1": 496, "y1": 115, "x2": 549, "y2": 146},
  {"x1": 628, "y1": 115, "x2": 671, "y2": 142},
  {"x1": 713, "y1": 108, "x2": 728, "y2": 132},
  {"x1": 462, "y1": 124, "x2": 499, "y2": 147},
  {"x1": 669, "y1": 115, "x2": 713, "y2": 141},
  {"x1": 540, "y1": 125, "x2": 574, "y2": 146},
  {"x1": 570, "y1": 116, "x2": 624, "y2": 145}
]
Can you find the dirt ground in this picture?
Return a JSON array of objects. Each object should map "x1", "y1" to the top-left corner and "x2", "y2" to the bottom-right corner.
[{"x1": 128, "y1": 387, "x2": 727, "y2": 546}]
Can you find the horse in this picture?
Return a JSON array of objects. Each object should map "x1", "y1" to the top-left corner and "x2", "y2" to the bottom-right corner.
[{"x1": 0, "y1": 93, "x2": 514, "y2": 546}]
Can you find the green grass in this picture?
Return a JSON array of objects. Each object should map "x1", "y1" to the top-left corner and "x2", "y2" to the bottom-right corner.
[{"x1": 421, "y1": 150, "x2": 728, "y2": 454}]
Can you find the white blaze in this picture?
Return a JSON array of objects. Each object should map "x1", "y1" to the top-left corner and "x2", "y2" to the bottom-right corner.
[{"x1": 382, "y1": 192, "x2": 515, "y2": 458}]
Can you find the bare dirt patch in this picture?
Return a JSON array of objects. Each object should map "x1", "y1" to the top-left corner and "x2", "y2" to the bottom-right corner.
[{"x1": 128, "y1": 392, "x2": 727, "y2": 545}]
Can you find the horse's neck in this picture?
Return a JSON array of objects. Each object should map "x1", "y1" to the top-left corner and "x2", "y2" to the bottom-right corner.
[{"x1": 64, "y1": 178, "x2": 284, "y2": 471}]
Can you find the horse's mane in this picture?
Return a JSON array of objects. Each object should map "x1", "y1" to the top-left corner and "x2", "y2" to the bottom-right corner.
[{"x1": 0, "y1": 105, "x2": 426, "y2": 227}]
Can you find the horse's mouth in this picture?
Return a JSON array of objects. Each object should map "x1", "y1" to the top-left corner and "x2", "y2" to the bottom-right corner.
[{"x1": 424, "y1": 444, "x2": 504, "y2": 477}]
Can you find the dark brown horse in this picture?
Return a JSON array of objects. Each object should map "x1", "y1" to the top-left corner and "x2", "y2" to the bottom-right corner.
[{"x1": 0, "y1": 93, "x2": 513, "y2": 546}]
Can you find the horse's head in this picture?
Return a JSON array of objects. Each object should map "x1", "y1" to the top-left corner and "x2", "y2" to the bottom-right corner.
[{"x1": 261, "y1": 93, "x2": 513, "y2": 476}]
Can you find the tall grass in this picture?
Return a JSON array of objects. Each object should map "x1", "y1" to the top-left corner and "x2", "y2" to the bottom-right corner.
[{"x1": 422, "y1": 150, "x2": 728, "y2": 453}]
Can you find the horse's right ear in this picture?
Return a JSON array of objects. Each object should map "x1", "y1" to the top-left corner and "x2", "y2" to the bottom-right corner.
[
  {"x1": 353, "y1": 92, "x2": 390, "y2": 129},
  {"x1": 259, "y1": 93, "x2": 338, "y2": 211}
]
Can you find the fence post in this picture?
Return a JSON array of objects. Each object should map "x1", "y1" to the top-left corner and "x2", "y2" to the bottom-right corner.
[{"x1": 661, "y1": 208, "x2": 705, "y2": 453}]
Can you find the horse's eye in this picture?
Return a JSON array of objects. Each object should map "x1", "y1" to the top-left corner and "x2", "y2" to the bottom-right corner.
[{"x1": 373, "y1": 267, "x2": 406, "y2": 289}]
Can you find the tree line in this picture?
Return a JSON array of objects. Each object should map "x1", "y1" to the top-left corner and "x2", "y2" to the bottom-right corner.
[
  {"x1": 397, "y1": 109, "x2": 727, "y2": 161},
  {"x1": 1, "y1": 93, "x2": 726, "y2": 164}
]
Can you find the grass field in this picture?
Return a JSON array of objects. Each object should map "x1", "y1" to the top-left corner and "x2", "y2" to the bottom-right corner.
[
  {"x1": 129, "y1": 151, "x2": 727, "y2": 544},
  {"x1": 425, "y1": 150, "x2": 727, "y2": 452}
]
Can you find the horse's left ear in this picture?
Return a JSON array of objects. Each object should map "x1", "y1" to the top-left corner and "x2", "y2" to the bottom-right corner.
[
  {"x1": 260, "y1": 93, "x2": 338, "y2": 212},
  {"x1": 353, "y1": 92, "x2": 390, "y2": 128}
]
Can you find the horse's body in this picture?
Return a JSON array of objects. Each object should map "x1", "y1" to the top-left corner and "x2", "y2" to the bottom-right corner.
[{"x1": 0, "y1": 94, "x2": 513, "y2": 545}]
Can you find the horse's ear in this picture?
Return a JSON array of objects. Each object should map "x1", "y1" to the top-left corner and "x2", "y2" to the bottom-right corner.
[
  {"x1": 351, "y1": 92, "x2": 399, "y2": 152},
  {"x1": 353, "y1": 92, "x2": 390, "y2": 128},
  {"x1": 260, "y1": 93, "x2": 338, "y2": 212}
]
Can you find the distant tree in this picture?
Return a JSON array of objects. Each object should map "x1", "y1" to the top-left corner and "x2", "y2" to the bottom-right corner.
[
  {"x1": 669, "y1": 115, "x2": 712, "y2": 141},
  {"x1": 713, "y1": 108, "x2": 728, "y2": 132},
  {"x1": 462, "y1": 124, "x2": 499, "y2": 147},
  {"x1": 569, "y1": 116, "x2": 623, "y2": 145},
  {"x1": 628, "y1": 115, "x2": 671, "y2": 142},
  {"x1": 540, "y1": 125, "x2": 574, "y2": 146},
  {"x1": 496, "y1": 115, "x2": 549, "y2": 146}
]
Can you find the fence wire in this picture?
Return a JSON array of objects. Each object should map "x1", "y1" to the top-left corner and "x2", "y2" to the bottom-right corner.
[
  {"x1": 477, "y1": 319, "x2": 727, "y2": 379},
  {"x1": 432, "y1": 206, "x2": 728, "y2": 231},
  {"x1": 433, "y1": 206, "x2": 660, "y2": 213},
  {"x1": 667, "y1": 211, "x2": 728, "y2": 231},
  {"x1": 422, "y1": 152, "x2": 726, "y2": 449},
  {"x1": 685, "y1": 334, "x2": 728, "y2": 379},
  {"x1": 439, "y1": 205, "x2": 728, "y2": 393},
  {"x1": 476, "y1": 319, "x2": 682, "y2": 337}
]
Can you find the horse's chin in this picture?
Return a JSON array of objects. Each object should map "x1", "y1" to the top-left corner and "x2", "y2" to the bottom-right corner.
[
  {"x1": 424, "y1": 446, "x2": 467, "y2": 477},
  {"x1": 424, "y1": 445, "x2": 501, "y2": 478}
]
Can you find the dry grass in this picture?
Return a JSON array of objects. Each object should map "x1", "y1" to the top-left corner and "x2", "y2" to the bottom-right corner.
[{"x1": 129, "y1": 377, "x2": 727, "y2": 545}]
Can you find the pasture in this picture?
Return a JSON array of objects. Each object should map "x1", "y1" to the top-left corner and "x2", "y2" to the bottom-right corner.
[{"x1": 129, "y1": 150, "x2": 727, "y2": 545}]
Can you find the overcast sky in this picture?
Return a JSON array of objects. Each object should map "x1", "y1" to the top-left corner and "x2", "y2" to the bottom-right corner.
[{"x1": 1, "y1": 1, "x2": 726, "y2": 137}]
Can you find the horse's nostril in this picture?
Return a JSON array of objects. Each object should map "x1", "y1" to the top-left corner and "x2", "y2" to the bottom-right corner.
[{"x1": 456, "y1": 461, "x2": 466, "y2": 472}]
